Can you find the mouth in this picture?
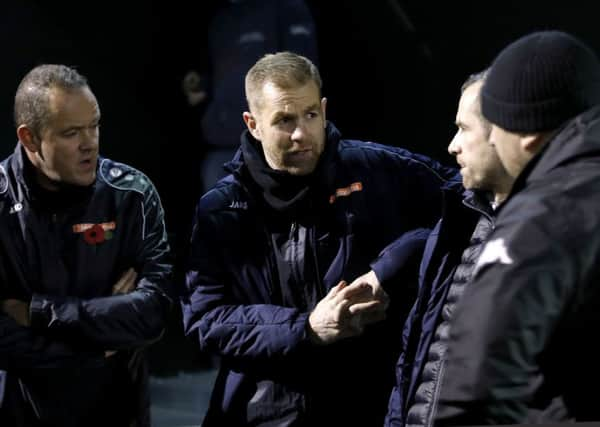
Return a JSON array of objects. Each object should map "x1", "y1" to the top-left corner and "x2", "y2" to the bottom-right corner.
[
  {"x1": 288, "y1": 149, "x2": 313, "y2": 160},
  {"x1": 79, "y1": 158, "x2": 96, "y2": 171}
]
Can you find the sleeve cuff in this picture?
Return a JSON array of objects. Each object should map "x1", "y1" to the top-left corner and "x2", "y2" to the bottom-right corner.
[{"x1": 29, "y1": 294, "x2": 50, "y2": 329}]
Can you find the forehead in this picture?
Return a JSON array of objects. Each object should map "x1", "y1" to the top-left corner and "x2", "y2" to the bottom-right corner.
[
  {"x1": 258, "y1": 81, "x2": 320, "y2": 112},
  {"x1": 48, "y1": 87, "x2": 98, "y2": 114},
  {"x1": 458, "y1": 81, "x2": 482, "y2": 115},
  {"x1": 46, "y1": 86, "x2": 99, "y2": 123}
]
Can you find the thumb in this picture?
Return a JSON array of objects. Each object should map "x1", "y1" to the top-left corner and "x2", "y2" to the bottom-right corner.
[{"x1": 326, "y1": 280, "x2": 347, "y2": 299}]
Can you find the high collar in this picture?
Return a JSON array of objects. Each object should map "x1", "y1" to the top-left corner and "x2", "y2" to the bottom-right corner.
[
  {"x1": 509, "y1": 105, "x2": 600, "y2": 198},
  {"x1": 10, "y1": 143, "x2": 95, "y2": 211},
  {"x1": 462, "y1": 190, "x2": 497, "y2": 217},
  {"x1": 237, "y1": 121, "x2": 341, "y2": 212}
]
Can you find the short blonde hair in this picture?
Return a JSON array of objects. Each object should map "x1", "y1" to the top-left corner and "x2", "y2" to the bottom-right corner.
[{"x1": 245, "y1": 51, "x2": 322, "y2": 112}]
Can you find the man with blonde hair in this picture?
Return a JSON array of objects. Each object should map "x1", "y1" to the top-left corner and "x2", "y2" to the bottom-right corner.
[{"x1": 182, "y1": 51, "x2": 459, "y2": 426}]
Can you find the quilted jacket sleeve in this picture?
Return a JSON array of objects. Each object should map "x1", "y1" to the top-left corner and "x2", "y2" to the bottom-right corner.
[{"x1": 181, "y1": 198, "x2": 311, "y2": 363}]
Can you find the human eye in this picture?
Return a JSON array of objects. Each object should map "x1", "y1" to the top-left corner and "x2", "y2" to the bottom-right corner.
[{"x1": 62, "y1": 129, "x2": 78, "y2": 138}]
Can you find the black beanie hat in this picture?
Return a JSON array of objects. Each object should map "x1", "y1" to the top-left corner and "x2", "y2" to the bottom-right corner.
[{"x1": 481, "y1": 31, "x2": 600, "y2": 133}]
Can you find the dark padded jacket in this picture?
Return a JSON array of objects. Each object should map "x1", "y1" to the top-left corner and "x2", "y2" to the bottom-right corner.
[
  {"x1": 0, "y1": 144, "x2": 172, "y2": 427},
  {"x1": 182, "y1": 122, "x2": 459, "y2": 426},
  {"x1": 385, "y1": 181, "x2": 496, "y2": 427}
]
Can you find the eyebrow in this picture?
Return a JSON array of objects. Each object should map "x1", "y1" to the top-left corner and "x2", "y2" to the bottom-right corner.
[
  {"x1": 270, "y1": 111, "x2": 294, "y2": 123},
  {"x1": 61, "y1": 115, "x2": 101, "y2": 131},
  {"x1": 304, "y1": 103, "x2": 320, "y2": 113},
  {"x1": 270, "y1": 103, "x2": 320, "y2": 123}
]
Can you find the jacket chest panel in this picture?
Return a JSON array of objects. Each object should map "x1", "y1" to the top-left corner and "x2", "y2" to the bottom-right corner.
[{"x1": 1, "y1": 200, "x2": 131, "y2": 298}]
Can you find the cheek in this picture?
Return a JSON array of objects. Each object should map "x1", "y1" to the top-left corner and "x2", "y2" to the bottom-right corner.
[
  {"x1": 40, "y1": 144, "x2": 58, "y2": 167},
  {"x1": 311, "y1": 125, "x2": 326, "y2": 148},
  {"x1": 494, "y1": 143, "x2": 511, "y2": 164},
  {"x1": 261, "y1": 134, "x2": 286, "y2": 157},
  {"x1": 52, "y1": 143, "x2": 78, "y2": 168}
]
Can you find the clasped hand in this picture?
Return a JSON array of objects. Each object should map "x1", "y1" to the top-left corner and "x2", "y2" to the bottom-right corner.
[{"x1": 308, "y1": 270, "x2": 389, "y2": 345}]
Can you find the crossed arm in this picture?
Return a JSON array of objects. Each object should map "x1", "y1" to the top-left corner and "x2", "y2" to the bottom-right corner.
[{"x1": 0, "y1": 186, "x2": 172, "y2": 369}]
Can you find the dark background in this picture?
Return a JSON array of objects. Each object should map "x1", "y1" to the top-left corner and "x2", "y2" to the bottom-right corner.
[{"x1": 2, "y1": 0, "x2": 598, "y2": 373}]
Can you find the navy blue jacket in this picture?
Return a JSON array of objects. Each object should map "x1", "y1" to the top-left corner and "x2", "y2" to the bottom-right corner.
[
  {"x1": 182, "y1": 123, "x2": 459, "y2": 426},
  {"x1": 0, "y1": 144, "x2": 172, "y2": 426},
  {"x1": 385, "y1": 181, "x2": 487, "y2": 426}
]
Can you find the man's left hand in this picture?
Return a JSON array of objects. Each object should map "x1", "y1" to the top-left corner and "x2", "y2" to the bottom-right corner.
[{"x1": 347, "y1": 270, "x2": 390, "y2": 315}]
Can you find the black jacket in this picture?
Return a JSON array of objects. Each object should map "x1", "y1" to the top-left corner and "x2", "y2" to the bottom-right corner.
[
  {"x1": 0, "y1": 144, "x2": 172, "y2": 426},
  {"x1": 182, "y1": 123, "x2": 459, "y2": 426},
  {"x1": 436, "y1": 106, "x2": 600, "y2": 424}
]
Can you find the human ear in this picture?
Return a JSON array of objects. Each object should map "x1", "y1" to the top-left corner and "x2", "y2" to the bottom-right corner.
[{"x1": 242, "y1": 112, "x2": 261, "y2": 140}]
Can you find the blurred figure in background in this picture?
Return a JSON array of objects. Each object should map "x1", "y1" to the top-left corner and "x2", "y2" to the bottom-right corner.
[{"x1": 182, "y1": 0, "x2": 319, "y2": 194}]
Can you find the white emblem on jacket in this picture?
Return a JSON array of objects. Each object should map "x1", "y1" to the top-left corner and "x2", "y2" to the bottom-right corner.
[
  {"x1": 474, "y1": 237, "x2": 514, "y2": 275},
  {"x1": 229, "y1": 201, "x2": 248, "y2": 210},
  {"x1": 9, "y1": 202, "x2": 23, "y2": 214}
]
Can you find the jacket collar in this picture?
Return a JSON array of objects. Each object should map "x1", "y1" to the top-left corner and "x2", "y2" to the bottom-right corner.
[
  {"x1": 462, "y1": 190, "x2": 496, "y2": 217},
  {"x1": 509, "y1": 105, "x2": 600, "y2": 197},
  {"x1": 231, "y1": 121, "x2": 342, "y2": 211},
  {"x1": 9, "y1": 142, "x2": 95, "y2": 209}
]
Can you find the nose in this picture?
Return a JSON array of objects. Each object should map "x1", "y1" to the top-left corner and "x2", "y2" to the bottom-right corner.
[
  {"x1": 448, "y1": 133, "x2": 460, "y2": 156},
  {"x1": 80, "y1": 127, "x2": 99, "y2": 151},
  {"x1": 290, "y1": 120, "x2": 307, "y2": 142}
]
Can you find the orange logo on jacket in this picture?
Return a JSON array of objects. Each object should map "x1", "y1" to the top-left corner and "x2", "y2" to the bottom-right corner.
[
  {"x1": 73, "y1": 222, "x2": 116, "y2": 245},
  {"x1": 329, "y1": 182, "x2": 363, "y2": 204}
]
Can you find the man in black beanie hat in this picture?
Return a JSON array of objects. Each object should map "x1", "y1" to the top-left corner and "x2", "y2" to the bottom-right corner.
[{"x1": 435, "y1": 30, "x2": 600, "y2": 425}]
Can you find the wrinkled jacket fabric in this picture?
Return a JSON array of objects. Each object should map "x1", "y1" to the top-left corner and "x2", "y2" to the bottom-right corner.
[
  {"x1": 436, "y1": 106, "x2": 600, "y2": 425},
  {"x1": 385, "y1": 182, "x2": 495, "y2": 427},
  {"x1": 0, "y1": 144, "x2": 172, "y2": 427},
  {"x1": 182, "y1": 122, "x2": 459, "y2": 426}
]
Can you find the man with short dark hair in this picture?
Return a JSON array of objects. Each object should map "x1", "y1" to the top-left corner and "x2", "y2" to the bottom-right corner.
[
  {"x1": 0, "y1": 64, "x2": 172, "y2": 426},
  {"x1": 182, "y1": 51, "x2": 459, "y2": 426},
  {"x1": 384, "y1": 70, "x2": 513, "y2": 427},
  {"x1": 436, "y1": 30, "x2": 600, "y2": 425}
]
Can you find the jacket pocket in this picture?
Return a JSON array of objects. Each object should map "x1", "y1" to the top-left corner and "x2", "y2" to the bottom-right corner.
[{"x1": 246, "y1": 380, "x2": 306, "y2": 427}]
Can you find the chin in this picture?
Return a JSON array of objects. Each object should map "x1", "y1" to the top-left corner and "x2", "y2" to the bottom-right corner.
[
  {"x1": 74, "y1": 172, "x2": 97, "y2": 187},
  {"x1": 290, "y1": 168, "x2": 314, "y2": 176},
  {"x1": 294, "y1": 161, "x2": 319, "y2": 176},
  {"x1": 462, "y1": 178, "x2": 475, "y2": 190}
]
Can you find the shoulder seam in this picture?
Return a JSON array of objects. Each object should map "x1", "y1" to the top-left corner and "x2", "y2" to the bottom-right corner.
[
  {"x1": 98, "y1": 158, "x2": 147, "y2": 196},
  {"x1": 339, "y1": 141, "x2": 448, "y2": 183}
]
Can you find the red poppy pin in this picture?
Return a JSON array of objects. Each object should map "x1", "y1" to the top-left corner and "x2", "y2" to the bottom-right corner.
[{"x1": 73, "y1": 221, "x2": 116, "y2": 245}]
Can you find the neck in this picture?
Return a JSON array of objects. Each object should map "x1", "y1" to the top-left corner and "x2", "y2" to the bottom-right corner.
[
  {"x1": 24, "y1": 149, "x2": 60, "y2": 191},
  {"x1": 35, "y1": 170, "x2": 62, "y2": 191},
  {"x1": 492, "y1": 167, "x2": 517, "y2": 207}
]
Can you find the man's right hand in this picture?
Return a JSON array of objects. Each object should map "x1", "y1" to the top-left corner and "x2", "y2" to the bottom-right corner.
[
  {"x1": 111, "y1": 268, "x2": 138, "y2": 295},
  {"x1": 308, "y1": 280, "x2": 385, "y2": 345}
]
